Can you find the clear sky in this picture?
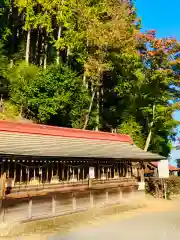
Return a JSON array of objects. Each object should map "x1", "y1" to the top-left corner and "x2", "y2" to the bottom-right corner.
[{"x1": 135, "y1": 0, "x2": 180, "y2": 165}]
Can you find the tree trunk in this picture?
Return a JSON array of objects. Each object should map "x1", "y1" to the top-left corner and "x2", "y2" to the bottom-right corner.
[
  {"x1": 95, "y1": 89, "x2": 100, "y2": 131},
  {"x1": 67, "y1": 46, "x2": 71, "y2": 65},
  {"x1": 144, "y1": 105, "x2": 155, "y2": 152},
  {"x1": 44, "y1": 33, "x2": 48, "y2": 69},
  {"x1": 83, "y1": 72, "x2": 89, "y2": 89},
  {"x1": 35, "y1": 28, "x2": 40, "y2": 65},
  {"x1": 10, "y1": 60, "x2": 14, "y2": 68},
  {"x1": 56, "y1": 25, "x2": 62, "y2": 65},
  {"x1": 25, "y1": 30, "x2": 31, "y2": 63},
  {"x1": 83, "y1": 88, "x2": 96, "y2": 130},
  {"x1": 144, "y1": 128, "x2": 152, "y2": 152}
]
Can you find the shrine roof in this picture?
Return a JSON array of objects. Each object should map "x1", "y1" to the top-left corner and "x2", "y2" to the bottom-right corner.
[
  {"x1": 0, "y1": 120, "x2": 165, "y2": 161},
  {"x1": 0, "y1": 120, "x2": 133, "y2": 143}
]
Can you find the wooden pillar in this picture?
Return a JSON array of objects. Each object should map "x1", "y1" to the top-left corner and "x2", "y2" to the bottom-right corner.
[
  {"x1": 0, "y1": 173, "x2": 6, "y2": 199},
  {"x1": 7, "y1": 162, "x2": 10, "y2": 178},
  {"x1": 0, "y1": 200, "x2": 5, "y2": 223},
  {"x1": 72, "y1": 193, "x2": 76, "y2": 211},
  {"x1": 82, "y1": 168, "x2": 84, "y2": 183},
  {"x1": 126, "y1": 162, "x2": 129, "y2": 178},
  {"x1": 72, "y1": 168, "x2": 75, "y2": 181},
  {"x1": 28, "y1": 197, "x2": 32, "y2": 219},
  {"x1": 57, "y1": 162, "x2": 59, "y2": 180},
  {"x1": 27, "y1": 167, "x2": 29, "y2": 183},
  {"x1": 78, "y1": 168, "x2": 80, "y2": 182},
  {"x1": 1, "y1": 162, "x2": 3, "y2": 177},
  {"x1": 33, "y1": 168, "x2": 35, "y2": 181},
  {"x1": 13, "y1": 162, "x2": 16, "y2": 183},
  {"x1": 117, "y1": 163, "x2": 119, "y2": 177},
  {"x1": 51, "y1": 163, "x2": 53, "y2": 183},
  {"x1": 102, "y1": 167, "x2": 104, "y2": 181},
  {"x1": 106, "y1": 168, "x2": 108, "y2": 180},
  {"x1": 52, "y1": 195, "x2": 56, "y2": 215},
  {"x1": 46, "y1": 166, "x2": 49, "y2": 182},
  {"x1": 98, "y1": 165, "x2": 100, "y2": 180},
  {"x1": 67, "y1": 167, "x2": 69, "y2": 182},
  {"x1": 140, "y1": 161, "x2": 145, "y2": 182},
  {"x1": 20, "y1": 165, "x2": 22, "y2": 183},
  {"x1": 105, "y1": 190, "x2": 108, "y2": 204},
  {"x1": 90, "y1": 191, "x2": 94, "y2": 208},
  {"x1": 62, "y1": 164, "x2": 64, "y2": 181},
  {"x1": 119, "y1": 188, "x2": 122, "y2": 202},
  {"x1": 39, "y1": 168, "x2": 42, "y2": 183},
  {"x1": 88, "y1": 178, "x2": 92, "y2": 187}
]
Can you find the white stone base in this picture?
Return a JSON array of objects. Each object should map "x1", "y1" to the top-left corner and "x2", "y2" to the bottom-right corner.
[{"x1": 138, "y1": 182, "x2": 145, "y2": 191}]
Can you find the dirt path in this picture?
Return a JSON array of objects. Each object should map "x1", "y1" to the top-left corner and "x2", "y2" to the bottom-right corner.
[
  {"x1": 2, "y1": 196, "x2": 180, "y2": 240},
  {"x1": 49, "y1": 198, "x2": 180, "y2": 240}
]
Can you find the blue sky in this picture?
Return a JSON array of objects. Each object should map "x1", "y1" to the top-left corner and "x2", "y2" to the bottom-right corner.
[{"x1": 135, "y1": 0, "x2": 180, "y2": 165}]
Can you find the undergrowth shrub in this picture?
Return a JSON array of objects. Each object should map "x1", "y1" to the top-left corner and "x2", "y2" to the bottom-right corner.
[{"x1": 145, "y1": 176, "x2": 180, "y2": 199}]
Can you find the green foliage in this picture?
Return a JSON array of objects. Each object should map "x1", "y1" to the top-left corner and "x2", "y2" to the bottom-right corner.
[
  {"x1": 9, "y1": 61, "x2": 38, "y2": 109},
  {"x1": 0, "y1": 101, "x2": 20, "y2": 120},
  {"x1": 0, "y1": 0, "x2": 179, "y2": 157},
  {"x1": 9, "y1": 63, "x2": 90, "y2": 127},
  {"x1": 146, "y1": 176, "x2": 180, "y2": 199},
  {"x1": 118, "y1": 116, "x2": 145, "y2": 148}
]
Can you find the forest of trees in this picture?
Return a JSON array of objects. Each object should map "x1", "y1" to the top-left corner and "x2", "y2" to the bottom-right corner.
[{"x1": 0, "y1": 0, "x2": 180, "y2": 157}]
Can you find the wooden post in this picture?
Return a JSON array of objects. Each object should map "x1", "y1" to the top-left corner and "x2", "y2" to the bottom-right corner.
[
  {"x1": 72, "y1": 193, "x2": 76, "y2": 211},
  {"x1": 62, "y1": 165, "x2": 64, "y2": 181},
  {"x1": 98, "y1": 165, "x2": 100, "y2": 180},
  {"x1": 14, "y1": 162, "x2": 16, "y2": 183},
  {"x1": 27, "y1": 167, "x2": 29, "y2": 183},
  {"x1": 119, "y1": 189, "x2": 122, "y2": 202},
  {"x1": 20, "y1": 165, "x2": 23, "y2": 183},
  {"x1": 0, "y1": 173, "x2": 6, "y2": 200},
  {"x1": 1, "y1": 162, "x2": 3, "y2": 177},
  {"x1": 67, "y1": 167, "x2": 69, "y2": 182},
  {"x1": 78, "y1": 168, "x2": 80, "y2": 182},
  {"x1": 51, "y1": 163, "x2": 53, "y2": 182},
  {"x1": 52, "y1": 195, "x2": 56, "y2": 215},
  {"x1": 57, "y1": 162, "x2": 59, "y2": 178},
  {"x1": 110, "y1": 168, "x2": 112, "y2": 179},
  {"x1": 140, "y1": 161, "x2": 145, "y2": 183},
  {"x1": 88, "y1": 178, "x2": 92, "y2": 188},
  {"x1": 106, "y1": 190, "x2": 108, "y2": 204},
  {"x1": 102, "y1": 168, "x2": 104, "y2": 183},
  {"x1": 72, "y1": 168, "x2": 75, "y2": 181},
  {"x1": 47, "y1": 167, "x2": 49, "y2": 183},
  {"x1": 7, "y1": 163, "x2": 9, "y2": 178},
  {"x1": 0, "y1": 200, "x2": 5, "y2": 223},
  {"x1": 33, "y1": 168, "x2": 35, "y2": 181},
  {"x1": 90, "y1": 191, "x2": 94, "y2": 208},
  {"x1": 82, "y1": 168, "x2": 84, "y2": 183},
  {"x1": 28, "y1": 197, "x2": 32, "y2": 219}
]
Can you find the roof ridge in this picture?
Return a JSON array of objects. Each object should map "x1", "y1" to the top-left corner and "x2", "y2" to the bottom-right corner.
[{"x1": 0, "y1": 120, "x2": 133, "y2": 144}]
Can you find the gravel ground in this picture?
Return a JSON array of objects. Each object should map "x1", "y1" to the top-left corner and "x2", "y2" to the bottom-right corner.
[{"x1": 48, "y1": 199, "x2": 180, "y2": 240}]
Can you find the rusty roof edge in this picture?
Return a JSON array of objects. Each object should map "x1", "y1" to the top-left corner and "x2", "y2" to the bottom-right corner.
[{"x1": 0, "y1": 120, "x2": 133, "y2": 144}]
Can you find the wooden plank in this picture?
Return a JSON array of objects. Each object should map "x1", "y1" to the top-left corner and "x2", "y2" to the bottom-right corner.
[
  {"x1": 0, "y1": 173, "x2": 6, "y2": 199},
  {"x1": 5, "y1": 180, "x2": 138, "y2": 200}
]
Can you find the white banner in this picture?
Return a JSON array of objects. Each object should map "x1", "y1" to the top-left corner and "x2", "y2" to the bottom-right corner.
[
  {"x1": 89, "y1": 167, "x2": 95, "y2": 179},
  {"x1": 158, "y1": 160, "x2": 169, "y2": 178}
]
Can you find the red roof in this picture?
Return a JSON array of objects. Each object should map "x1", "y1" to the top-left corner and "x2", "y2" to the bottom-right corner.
[
  {"x1": 151, "y1": 162, "x2": 179, "y2": 171},
  {"x1": 0, "y1": 120, "x2": 133, "y2": 144}
]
